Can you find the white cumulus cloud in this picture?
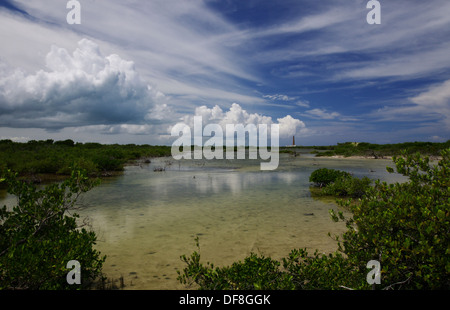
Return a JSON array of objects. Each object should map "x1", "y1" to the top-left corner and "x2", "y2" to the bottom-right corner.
[
  {"x1": 0, "y1": 39, "x2": 163, "y2": 130},
  {"x1": 174, "y1": 103, "x2": 305, "y2": 139},
  {"x1": 277, "y1": 115, "x2": 306, "y2": 138}
]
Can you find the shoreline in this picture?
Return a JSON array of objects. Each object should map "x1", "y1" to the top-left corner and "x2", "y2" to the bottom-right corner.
[
  {"x1": 328, "y1": 155, "x2": 392, "y2": 160},
  {"x1": 2, "y1": 152, "x2": 444, "y2": 186},
  {"x1": 2, "y1": 157, "x2": 158, "y2": 186},
  {"x1": 322, "y1": 154, "x2": 442, "y2": 161}
]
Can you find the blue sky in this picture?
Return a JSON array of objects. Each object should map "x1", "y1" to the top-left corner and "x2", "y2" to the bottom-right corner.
[{"x1": 0, "y1": 0, "x2": 449, "y2": 146}]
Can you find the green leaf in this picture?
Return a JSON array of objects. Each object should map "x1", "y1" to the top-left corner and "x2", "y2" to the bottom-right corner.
[{"x1": 436, "y1": 210, "x2": 445, "y2": 220}]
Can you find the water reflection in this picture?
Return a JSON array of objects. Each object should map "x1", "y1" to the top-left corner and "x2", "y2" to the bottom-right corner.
[{"x1": 0, "y1": 152, "x2": 407, "y2": 289}]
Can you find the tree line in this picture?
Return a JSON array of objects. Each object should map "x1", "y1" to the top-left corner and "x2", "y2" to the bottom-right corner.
[
  {"x1": 0, "y1": 139, "x2": 171, "y2": 179},
  {"x1": 312, "y1": 141, "x2": 450, "y2": 158}
]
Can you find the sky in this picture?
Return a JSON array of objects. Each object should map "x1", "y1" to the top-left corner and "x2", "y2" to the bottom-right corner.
[{"x1": 0, "y1": 0, "x2": 449, "y2": 146}]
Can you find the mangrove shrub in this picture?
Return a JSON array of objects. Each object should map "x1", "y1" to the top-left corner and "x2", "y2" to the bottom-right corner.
[
  {"x1": 178, "y1": 150, "x2": 450, "y2": 290},
  {"x1": 309, "y1": 168, "x2": 351, "y2": 188},
  {"x1": 0, "y1": 168, "x2": 105, "y2": 289}
]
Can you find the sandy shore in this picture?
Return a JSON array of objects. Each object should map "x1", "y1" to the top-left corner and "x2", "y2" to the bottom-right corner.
[
  {"x1": 328, "y1": 155, "x2": 392, "y2": 159},
  {"x1": 326, "y1": 154, "x2": 442, "y2": 161}
]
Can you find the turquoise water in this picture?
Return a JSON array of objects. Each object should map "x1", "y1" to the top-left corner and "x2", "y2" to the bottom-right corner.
[{"x1": 0, "y1": 151, "x2": 407, "y2": 289}]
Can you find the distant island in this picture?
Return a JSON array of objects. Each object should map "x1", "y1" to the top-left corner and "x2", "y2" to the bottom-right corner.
[
  {"x1": 1, "y1": 139, "x2": 449, "y2": 184},
  {"x1": 292, "y1": 141, "x2": 450, "y2": 159},
  {"x1": 0, "y1": 139, "x2": 172, "y2": 183}
]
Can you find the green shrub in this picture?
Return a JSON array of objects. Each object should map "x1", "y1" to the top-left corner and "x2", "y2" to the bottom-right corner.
[
  {"x1": 282, "y1": 248, "x2": 361, "y2": 290},
  {"x1": 314, "y1": 141, "x2": 450, "y2": 158},
  {"x1": 92, "y1": 154, "x2": 124, "y2": 172},
  {"x1": 57, "y1": 158, "x2": 98, "y2": 175},
  {"x1": 322, "y1": 175, "x2": 372, "y2": 198},
  {"x1": 0, "y1": 141, "x2": 172, "y2": 177},
  {"x1": 178, "y1": 150, "x2": 450, "y2": 290},
  {"x1": 332, "y1": 149, "x2": 450, "y2": 289},
  {"x1": 54, "y1": 139, "x2": 75, "y2": 147},
  {"x1": 309, "y1": 168, "x2": 351, "y2": 187},
  {"x1": 0, "y1": 168, "x2": 105, "y2": 289},
  {"x1": 177, "y1": 238, "x2": 294, "y2": 290}
]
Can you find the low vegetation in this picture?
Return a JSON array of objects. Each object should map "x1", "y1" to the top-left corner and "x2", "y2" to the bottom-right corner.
[
  {"x1": 312, "y1": 141, "x2": 450, "y2": 158},
  {"x1": 1, "y1": 139, "x2": 448, "y2": 290},
  {"x1": 178, "y1": 149, "x2": 450, "y2": 290},
  {"x1": 0, "y1": 168, "x2": 105, "y2": 289},
  {"x1": 309, "y1": 168, "x2": 351, "y2": 188},
  {"x1": 309, "y1": 168, "x2": 372, "y2": 199},
  {"x1": 0, "y1": 139, "x2": 171, "y2": 179}
]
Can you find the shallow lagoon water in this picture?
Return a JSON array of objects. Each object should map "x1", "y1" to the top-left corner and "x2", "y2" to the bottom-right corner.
[{"x1": 1, "y1": 151, "x2": 407, "y2": 289}]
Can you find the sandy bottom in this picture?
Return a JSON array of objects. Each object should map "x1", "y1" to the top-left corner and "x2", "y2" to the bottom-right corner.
[
  {"x1": 1, "y1": 153, "x2": 406, "y2": 290},
  {"x1": 77, "y1": 154, "x2": 401, "y2": 290},
  {"x1": 84, "y1": 189, "x2": 349, "y2": 289}
]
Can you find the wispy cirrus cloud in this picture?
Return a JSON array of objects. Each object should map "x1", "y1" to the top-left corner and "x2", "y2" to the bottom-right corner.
[
  {"x1": 303, "y1": 109, "x2": 341, "y2": 120},
  {"x1": 6, "y1": 0, "x2": 259, "y2": 86},
  {"x1": 1, "y1": 0, "x2": 449, "y2": 145},
  {"x1": 372, "y1": 79, "x2": 450, "y2": 130},
  {"x1": 246, "y1": 0, "x2": 450, "y2": 82}
]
